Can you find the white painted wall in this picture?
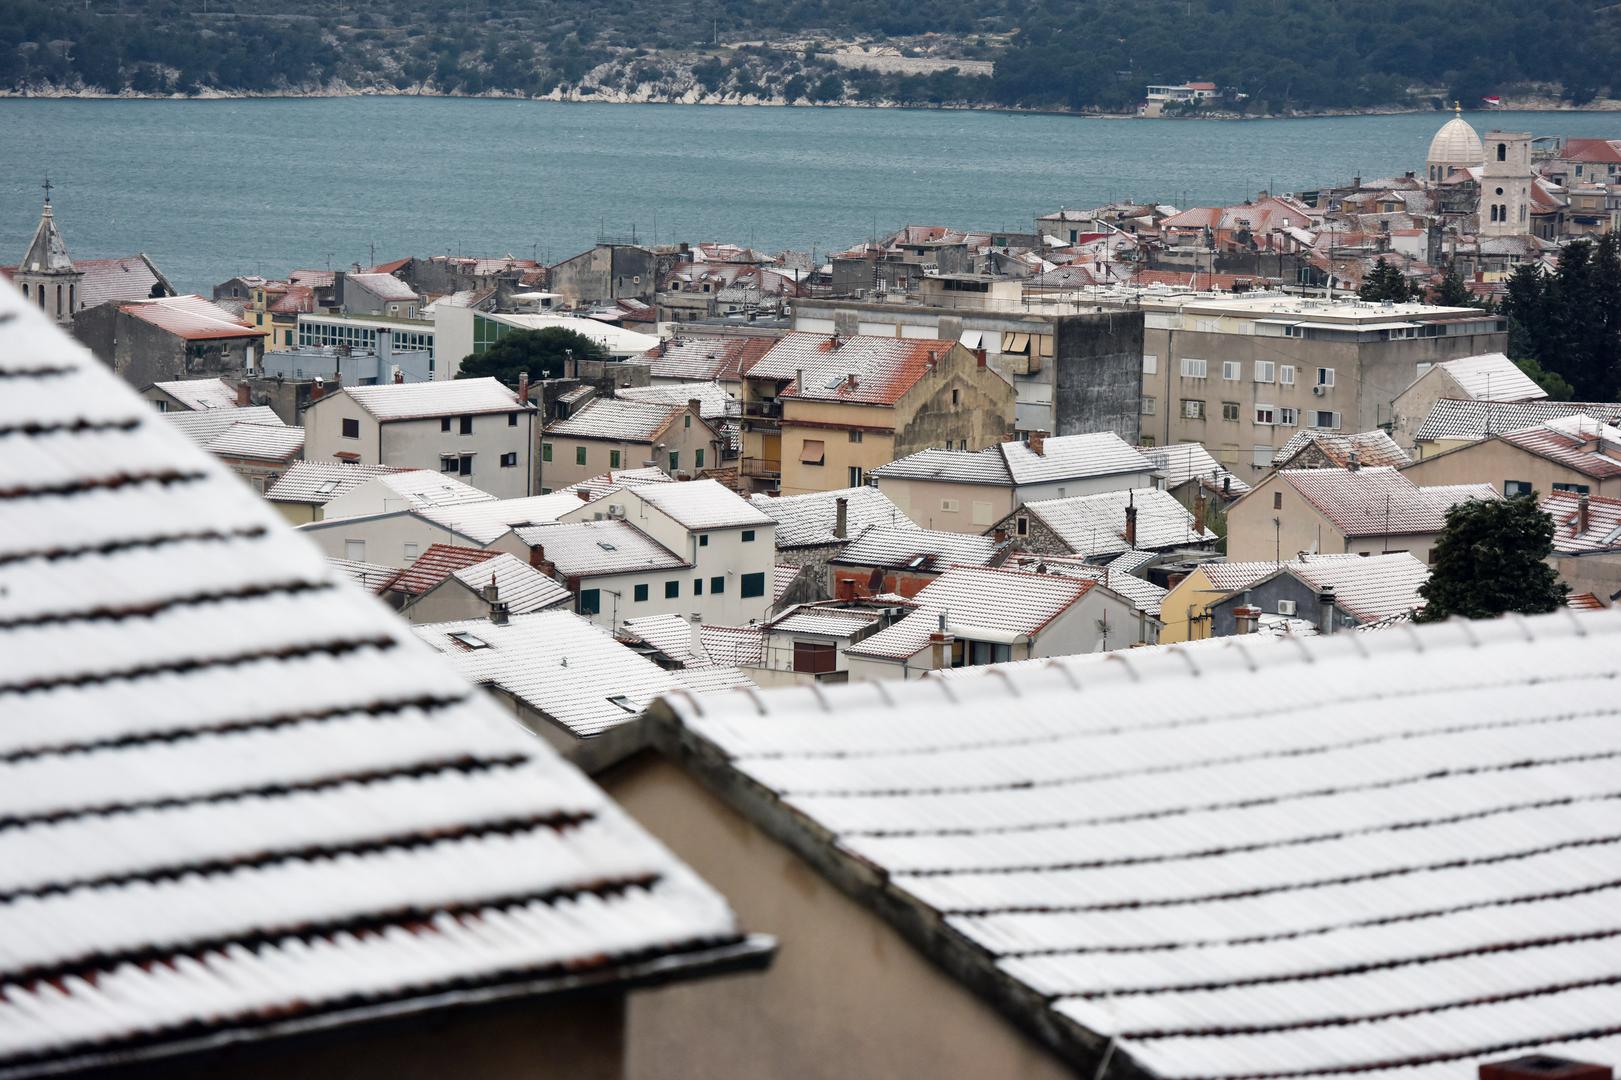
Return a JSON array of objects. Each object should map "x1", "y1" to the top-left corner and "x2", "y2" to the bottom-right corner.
[
  {"x1": 298, "y1": 512, "x2": 480, "y2": 568},
  {"x1": 383, "y1": 414, "x2": 533, "y2": 499}
]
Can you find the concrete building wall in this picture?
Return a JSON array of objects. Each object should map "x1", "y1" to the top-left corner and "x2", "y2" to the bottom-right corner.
[
  {"x1": 1052, "y1": 312, "x2": 1144, "y2": 442},
  {"x1": 1227, "y1": 476, "x2": 1444, "y2": 563},
  {"x1": 540, "y1": 422, "x2": 720, "y2": 492},
  {"x1": 1401, "y1": 440, "x2": 1621, "y2": 500},
  {"x1": 74, "y1": 305, "x2": 256, "y2": 389},
  {"x1": 1554, "y1": 552, "x2": 1621, "y2": 604},
  {"x1": 303, "y1": 397, "x2": 384, "y2": 466},
  {"x1": 1208, "y1": 575, "x2": 1344, "y2": 635},
  {"x1": 1157, "y1": 567, "x2": 1218, "y2": 644},
  {"x1": 891, "y1": 346, "x2": 1017, "y2": 458},
  {"x1": 550, "y1": 245, "x2": 656, "y2": 307},
  {"x1": 608, "y1": 755, "x2": 1078, "y2": 1080},
  {"x1": 1389, "y1": 366, "x2": 1468, "y2": 450},
  {"x1": 875, "y1": 476, "x2": 1014, "y2": 534},
  {"x1": 384, "y1": 414, "x2": 534, "y2": 500},
  {"x1": 400, "y1": 580, "x2": 496, "y2": 625},
  {"x1": 779, "y1": 404, "x2": 897, "y2": 496},
  {"x1": 154, "y1": 994, "x2": 626, "y2": 1080},
  {"x1": 299, "y1": 513, "x2": 478, "y2": 568}
]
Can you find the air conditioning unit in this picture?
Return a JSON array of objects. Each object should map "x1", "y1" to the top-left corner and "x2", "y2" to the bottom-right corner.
[
  {"x1": 1277, "y1": 599, "x2": 1297, "y2": 616},
  {"x1": 1312, "y1": 385, "x2": 1327, "y2": 396}
]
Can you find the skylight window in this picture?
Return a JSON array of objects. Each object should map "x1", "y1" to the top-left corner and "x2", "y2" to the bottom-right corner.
[
  {"x1": 597, "y1": 540, "x2": 618, "y2": 551},
  {"x1": 448, "y1": 631, "x2": 489, "y2": 650},
  {"x1": 315, "y1": 480, "x2": 341, "y2": 495},
  {"x1": 823, "y1": 375, "x2": 846, "y2": 390},
  {"x1": 607, "y1": 694, "x2": 638, "y2": 713}
]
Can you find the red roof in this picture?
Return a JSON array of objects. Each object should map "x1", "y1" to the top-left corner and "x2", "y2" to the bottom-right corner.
[
  {"x1": 268, "y1": 284, "x2": 315, "y2": 315},
  {"x1": 1562, "y1": 139, "x2": 1621, "y2": 165},
  {"x1": 387, "y1": 544, "x2": 499, "y2": 595},
  {"x1": 1543, "y1": 490, "x2": 1621, "y2": 554},
  {"x1": 751, "y1": 333, "x2": 960, "y2": 407},
  {"x1": 120, "y1": 295, "x2": 264, "y2": 341},
  {"x1": 1567, "y1": 591, "x2": 1605, "y2": 610},
  {"x1": 1499, "y1": 415, "x2": 1621, "y2": 479},
  {"x1": 369, "y1": 257, "x2": 412, "y2": 275}
]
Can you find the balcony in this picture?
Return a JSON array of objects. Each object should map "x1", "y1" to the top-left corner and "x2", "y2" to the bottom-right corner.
[
  {"x1": 742, "y1": 400, "x2": 783, "y2": 421},
  {"x1": 741, "y1": 457, "x2": 782, "y2": 479}
]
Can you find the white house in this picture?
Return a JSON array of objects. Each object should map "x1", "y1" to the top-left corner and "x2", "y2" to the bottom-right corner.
[
  {"x1": 302, "y1": 377, "x2": 537, "y2": 499},
  {"x1": 297, "y1": 489, "x2": 590, "y2": 568}
]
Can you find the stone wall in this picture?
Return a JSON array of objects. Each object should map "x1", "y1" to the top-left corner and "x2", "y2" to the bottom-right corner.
[{"x1": 1052, "y1": 312, "x2": 1143, "y2": 442}]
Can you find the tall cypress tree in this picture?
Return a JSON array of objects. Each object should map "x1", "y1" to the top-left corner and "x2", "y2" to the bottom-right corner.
[
  {"x1": 1500, "y1": 263, "x2": 1546, "y2": 363},
  {"x1": 1593, "y1": 233, "x2": 1621, "y2": 398}
]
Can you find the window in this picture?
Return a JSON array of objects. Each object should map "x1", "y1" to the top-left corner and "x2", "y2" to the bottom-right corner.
[
  {"x1": 1221, "y1": 401, "x2": 1240, "y2": 422},
  {"x1": 741, "y1": 571, "x2": 766, "y2": 598},
  {"x1": 669, "y1": 451, "x2": 680, "y2": 471},
  {"x1": 849, "y1": 430, "x2": 863, "y2": 443},
  {"x1": 508, "y1": 412, "x2": 518, "y2": 427},
  {"x1": 608, "y1": 449, "x2": 621, "y2": 470},
  {"x1": 1255, "y1": 404, "x2": 1276, "y2": 424},
  {"x1": 684, "y1": 414, "x2": 692, "y2": 428},
  {"x1": 1016, "y1": 516, "x2": 1028, "y2": 536},
  {"x1": 710, "y1": 576, "x2": 725, "y2": 594},
  {"x1": 952, "y1": 388, "x2": 960, "y2": 405},
  {"x1": 972, "y1": 501, "x2": 993, "y2": 526},
  {"x1": 341, "y1": 417, "x2": 359, "y2": 439},
  {"x1": 459, "y1": 415, "x2": 473, "y2": 435},
  {"x1": 1280, "y1": 407, "x2": 1299, "y2": 425},
  {"x1": 738, "y1": 529, "x2": 756, "y2": 544},
  {"x1": 1553, "y1": 482, "x2": 1591, "y2": 495},
  {"x1": 1273, "y1": 491, "x2": 1283, "y2": 510},
  {"x1": 1252, "y1": 445, "x2": 1274, "y2": 468},
  {"x1": 1143, "y1": 354, "x2": 1159, "y2": 375},
  {"x1": 793, "y1": 640, "x2": 837, "y2": 674},
  {"x1": 693, "y1": 578, "x2": 703, "y2": 595},
  {"x1": 1182, "y1": 398, "x2": 1206, "y2": 419},
  {"x1": 699, "y1": 534, "x2": 710, "y2": 548},
  {"x1": 696, "y1": 448, "x2": 706, "y2": 469},
  {"x1": 441, "y1": 417, "x2": 452, "y2": 432},
  {"x1": 441, "y1": 455, "x2": 472, "y2": 475},
  {"x1": 284, "y1": 330, "x2": 293, "y2": 346},
  {"x1": 542, "y1": 443, "x2": 553, "y2": 462},
  {"x1": 578, "y1": 589, "x2": 601, "y2": 616},
  {"x1": 800, "y1": 440, "x2": 825, "y2": 465},
  {"x1": 576, "y1": 446, "x2": 587, "y2": 466},
  {"x1": 1254, "y1": 361, "x2": 1275, "y2": 383},
  {"x1": 940, "y1": 498, "x2": 960, "y2": 513},
  {"x1": 403, "y1": 542, "x2": 419, "y2": 562},
  {"x1": 1280, "y1": 365, "x2": 1296, "y2": 385},
  {"x1": 665, "y1": 580, "x2": 680, "y2": 599},
  {"x1": 344, "y1": 539, "x2": 365, "y2": 561},
  {"x1": 1313, "y1": 410, "x2": 1341, "y2": 428},
  {"x1": 1142, "y1": 396, "x2": 1156, "y2": 415},
  {"x1": 500, "y1": 452, "x2": 518, "y2": 467},
  {"x1": 1180, "y1": 357, "x2": 1207, "y2": 378},
  {"x1": 634, "y1": 583, "x2": 649, "y2": 602},
  {"x1": 1317, "y1": 368, "x2": 1336, "y2": 388},
  {"x1": 1414, "y1": 362, "x2": 1433, "y2": 380},
  {"x1": 1503, "y1": 479, "x2": 1533, "y2": 498},
  {"x1": 1222, "y1": 361, "x2": 1241, "y2": 381},
  {"x1": 848, "y1": 466, "x2": 863, "y2": 487}
]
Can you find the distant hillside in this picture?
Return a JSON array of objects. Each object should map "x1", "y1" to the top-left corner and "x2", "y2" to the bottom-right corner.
[{"x1": 3, "y1": 0, "x2": 1616, "y2": 112}]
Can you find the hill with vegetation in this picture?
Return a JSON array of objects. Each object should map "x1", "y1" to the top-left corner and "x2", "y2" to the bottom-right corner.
[{"x1": 4, "y1": 0, "x2": 1616, "y2": 113}]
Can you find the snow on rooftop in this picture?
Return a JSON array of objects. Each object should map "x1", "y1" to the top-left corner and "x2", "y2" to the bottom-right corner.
[
  {"x1": 1142, "y1": 442, "x2": 1250, "y2": 494},
  {"x1": 1433, "y1": 352, "x2": 1546, "y2": 402},
  {"x1": 514, "y1": 519, "x2": 689, "y2": 577},
  {"x1": 1001, "y1": 432, "x2": 1154, "y2": 486},
  {"x1": 657, "y1": 607, "x2": 1621, "y2": 1080},
  {"x1": 1024, "y1": 488, "x2": 1216, "y2": 558},
  {"x1": 0, "y1": 283, "x2": 754, "y2": 1073},
  {"x1": 749, "y1": 487, "x2": 917, "y2": 547},
  {"x1": 1279, "y1": 468, "x2": 1496, "y2": 537},
  {"x1": 1417, "y1": 399, "x2": 1621, "y2": 442},
  {"x1": 265, "y1": 461, "x2": 402, "y2": 504},
  {"x1": 831, "y1": 524, "x2": 1000, "y2": 571},
  {"x1": 338, "y1": 377, "x2": 528, "y2": 421},
  {"x1": 846, "y1": 566, "x2": 1095, "y2": 661},
  {"x1": 149, "y1": 377, "x2": 239, "y2": 411},
  {"x1": 633, "y1": 478, "x2": 775, "y2": 531},
  {"x1": 416, "y1": 491, "x2": 590, "y2": 545}
]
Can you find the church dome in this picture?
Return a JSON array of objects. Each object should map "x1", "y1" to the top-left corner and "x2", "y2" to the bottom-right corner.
[{"x1": 1428, "y1": 114, "x2": 1484, "y2": 168}]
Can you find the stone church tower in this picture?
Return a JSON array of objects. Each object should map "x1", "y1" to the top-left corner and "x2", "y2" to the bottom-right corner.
[
  {"x1": 1478, "y1": 131, "x2": 1533, "y2": 237},
  {"x1": 14, "y1": 184, "x2": 83, "y2": 325}
]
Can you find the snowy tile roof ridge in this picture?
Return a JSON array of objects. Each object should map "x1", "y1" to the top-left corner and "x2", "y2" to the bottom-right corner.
[
  {"x1": 513, "y1": 519, "x2": 689, "y2": 577},
  {"x1": 545, "y1": 398, "x2": 685, "y2": 442},
  {"x1": 872, "y1": 446, "x2": 1013, "y2": 486},
  {"x1": 1543, "y1": 491, "x2": 1621, "y2": 554},
  {"x1": 845, "y1": 566, "x2": 1095, "y2": 661},
  {"x1": 616, "y1": 381, "x2": 736, "y2": 420},
  {"x1": 749, "y1": 486, "x2": 918, "y2": 547},
  {"x1": 1435, "y1": 352, "x2": 1547, "y2": 402},
  {"x1": 338, "y1": 378, "x2": 529, "y2": 422},
  {"x1": 1000, "y1": 432, "x2": 1154, "y2": 486},
  {"x1": 750, "y1": 332, "x2": 959, "y2": 406},
  {"x1": 831, "y1": 524, "x2": 1001, "y2": 571},
  {"x1": 1142, "y1": 443, "x2": 1251, "y2": 494},
  {"x1": 1023, "y1": 488, "x2": 1217, "y2": 558},
  {"x1": 1270, "y1": 429, "x2": 1412, "y2": 469},
  {"x1": 264, "y1": 461, "x2": 404, "y2": 504},
  {"x1": 1498, "y1": 415, "x2": 1621, "y2": 479},
  {"x1": 1279, "y1": 468, "x2": 1496, "y2": 537},
  {"x1": 416, "y1": 491, "x2": 592, "y2": 545},
  {"x1": 633, "y1": 478, "x2": 776, "y2": 531},
  {"x1": 0, "y1": 285, "x2": 763, "y2": 1073},
  {"x1": 1415, "y1": 399, "x2": 1621, "y2": 442},
  {"x1": 149, "y1": 377, "x2": 239, "y2": 411},
  {"x1": 653, "y1": 607, "x2": 1621, "y2": 1080}
]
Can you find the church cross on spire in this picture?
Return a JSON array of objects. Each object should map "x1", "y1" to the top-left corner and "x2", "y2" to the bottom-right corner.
[{"x1": 42, "y1": 176, "x2": 53, "y2": 206}]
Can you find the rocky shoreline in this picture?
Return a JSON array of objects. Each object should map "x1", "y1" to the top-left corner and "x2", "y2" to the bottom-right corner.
[{"x1": 4, "y1": 81, "x2": 1619, "y2": 117}]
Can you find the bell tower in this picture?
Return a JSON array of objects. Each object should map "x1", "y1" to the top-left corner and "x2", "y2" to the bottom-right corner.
[
  {"x1": 14, "y1": 179, "x2": 84, "y2": 325},
  {"x1": 1478, "y1": 132, "x2": 1533, "y2": 237}
]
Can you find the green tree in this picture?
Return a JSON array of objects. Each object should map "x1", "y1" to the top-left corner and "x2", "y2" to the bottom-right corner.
[
  {"x1": 1427, "y1": 262, "x2": 1476, "y2": 308},
  {"x1": 1499, "y1": 263, "x2": 1546, "y2": 363},
  {"x1": 1415, "y1": 495, "x2": 1567, "y2": 622},
  {"x1": 1512, "y1": 357, "x2": 1573, "y2": 401},
  {"x1": 1358, "y1": 257, "x2": 1418, "y2": 302},
  {"x1": 456, "y1": 328, "x2": 607, "y2": 385}
]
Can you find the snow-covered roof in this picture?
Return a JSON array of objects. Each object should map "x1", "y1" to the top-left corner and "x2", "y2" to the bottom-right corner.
[
  {"x1": 546, "y1": 398, "x2": 688, "y2": 442},
  {"x1": 1142, "y1": 442, "x2": 1251, "y2": 494},
  {"x1": 621, "y1": 613, "x2": 705, "y2": 666},
  {"x1": 769, "y1": 606, "x2": 886, "y2": 639},
  {"x1": 148, "y1": 377, "x2": 239, "y2": 411},
  {"x1": 325, "y1": 555, "x2": 400, "y2": 593},
  {"x1": 1006, "y1": 553, "x2": 1169, "y2": 617},
  {"x1": 1499, "y1": 415, "x2": 1621, "y2": 479},
  {"x1": 448, "y1": 552, "x2": 571, "y2": 614},
  {"x1": 415, "y1": 611, "x2": 746, "y2": 738},
  {"x1": 264, "y1": 461, "x2": 402, "y2": 505},
  {"x1": 1278, "y1": 468, "x2": 1496, "y2": 537},
  {"x1": 633, "y1": 478, "x2": 776, "y2": 531},
  {"x1": 1271, "y1": 429, "x2": 1412, "y2": 469},
  {"x1": 563, "y1": 466, "x2": 675, "y2": 500},
  {"x1": 616, "y1": 381, "x2": 736, "y2": 420},
  {"x1": 164, "y1": 405, "x2": 304, "y2": 464},
  {"x1": 749, "y1": 487, "x2": 916, "y2": 547},
  {"x1": 831, "y1": 524, "x2": 1001, "y2": 572},
  {"x1": 750, "y1": 333, "x2": 960, "y2": 406},
  {"x1": 344, "y1": 271, "x2": 418, "y2": 303},
  {"x1": 1432, "y1": 352, "x2": 1546, "y2": 402},
  {"x1": 654, "y1": 607, "x2": 1621, "y2": 1080},
  {"x1": 872, "y1": 446, "x2": 1013, "y2": 486},
  {"x1": 0, "y1": 284, "x2": 761, "y2": 1075},
  {"x1": 1543, "y1": 491, "x2": 1621, "y2": 555},
  {"x1": 1416, "y1": 398, "x2": 1621, "y2": 442},
  {"x1": 1001, "y1": 432, "x2": 1154, "y2": 486},
  {"x1": 416, "y1": 492, "x2": 590, "y2": 545},
  {"x1": 342, "y1": 469, "x2": 496, "y2": 512},
  {"x1": 514, "y1": 519, "x2": 688, "y2": 577},
  {"x1": 338, "y1": 377, "x2": 529, "y2": 422},
  {"x1": 846, "y1": 566, "x2": 1095, "y2": 661},
  {"x1": 1022, "y1": 488, "x2": 1217, "y2": 558}
]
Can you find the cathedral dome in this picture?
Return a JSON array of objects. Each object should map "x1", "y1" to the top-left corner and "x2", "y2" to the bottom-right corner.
[{"x1": 1428, "y1": 114, "x2": 1484, "y2": 169}]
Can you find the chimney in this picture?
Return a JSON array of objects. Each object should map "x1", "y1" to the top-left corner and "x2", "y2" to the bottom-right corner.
[
  {"x1": 393, "y1": 369, "x2": 404, "y2": 384},
  {"x1": 928, "y1": 613, "x2": 952, "y2": 669},
  {"x1": 1318, "y1": 589, "x2": 1337, "y2": 635},
  {"x1": 1028, "y1": 430, "x2": 1048, "y2": 456},
  {"x1": 1346, "y1": 449, "x2": 1360, "y2": 471},
  {"x1": 926, "y1": 349, "x2": 936, "y2": 368},
  {"x1": 834, "y1": 496, "x2": 849, "y2": 540},
  {"x1": 1233, "y1": 604, "x2": 1262, "y2": 635},
  {"x1": 829, "y1": 332, "x2": 841, "y2": 349},
  {"x1": 1578, "y1": 492, "x2": 1591, "y2": 534},
  {"x1": 836, "y1": 577, "x2": 857, "y2": 602},
  {"x1": 1222, "y1": 474, "x2": 1232, "y2": 497},
  {"x1": 975, "y1": 347, "x2": 987, "y2": 368},
  {"x1": 1194, "y1": 491, "x2": 1208, "y2": 534},
  {"x1": 845, "y1": 372, "x2": 858, "y2": 390},
  {"x1": 236, "y1": 381, "x2": 251, "y2": 407},
  {"x1": 484, "y1": 577, "x2": 510, "y2": 625},
  {"x1": 1480, "y1": 1058, "x2": 1613, "y2": 1080},
  {"x1": 517, "y1": 371, "x2": 530, "y2": 404},
  {"x1": 688, "y1": 397, "x2": 702, "y2": 417},
  {"x1": 1124, "y1": 495, "x2": 1138, "y2": 549},
  {"x1": 993, "y1": 527, "x2": 1009, "y2": 544},
  {"x1": 795, "y1": 367, "x2": 804, "y2": 393},
  {"x1": 528, "y1": 544, "x2": 555, "y2": 578},
  {"x1": 309, "y1": 380, "x2": 325, "y2": 402}
]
